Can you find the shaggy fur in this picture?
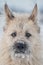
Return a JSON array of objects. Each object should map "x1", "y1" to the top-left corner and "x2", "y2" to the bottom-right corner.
[{"x1": 0, "y1": 4, "x2": 43, "y2": 65}]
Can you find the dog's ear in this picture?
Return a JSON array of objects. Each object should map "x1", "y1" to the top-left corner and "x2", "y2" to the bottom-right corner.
[
  {"x1": 4, "y1": 3, "x2": 14, "y2": 22},
  {"x1": 29, "y1": 4, "x2": 37, "y2": 22},
  {"x1": 29, "y1": 4, "x2": 40, "y2": 33}
]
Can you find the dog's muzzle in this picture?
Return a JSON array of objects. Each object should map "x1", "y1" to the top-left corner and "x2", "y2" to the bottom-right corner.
[
  {"x1": 13, "y1": 41, "x2": 28, "y2": 53},
  {"x1": 10, "y1": 41, "x2": 31, "y2": 59}
]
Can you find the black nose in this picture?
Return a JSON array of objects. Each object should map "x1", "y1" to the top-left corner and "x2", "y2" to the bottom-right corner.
[{"x1": 15, "y1": 42, "x2": 27, "y2": 53}]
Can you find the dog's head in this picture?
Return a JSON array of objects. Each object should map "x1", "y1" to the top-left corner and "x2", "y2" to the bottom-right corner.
[{"x1": 3, "y1": 4, "x2": 40, "y2": 64}]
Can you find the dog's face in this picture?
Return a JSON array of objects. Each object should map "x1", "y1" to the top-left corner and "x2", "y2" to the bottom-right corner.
[{"x1": 3, "y1": 4, "x2": 40, "y2": 64}]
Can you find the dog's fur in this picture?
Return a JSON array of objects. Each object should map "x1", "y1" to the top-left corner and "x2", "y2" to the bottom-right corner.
[{"x1": 0, "y1": 4, "x2": 43, "y2": 65}]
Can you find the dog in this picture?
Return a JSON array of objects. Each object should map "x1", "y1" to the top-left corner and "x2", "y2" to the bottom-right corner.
[{"x1": 0, "y1": 4, "x2": 43, "y2": 65}]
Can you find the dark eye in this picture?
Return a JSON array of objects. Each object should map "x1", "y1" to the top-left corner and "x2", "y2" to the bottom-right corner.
[
  {"x1": 11, "y1": 32, "x2": 17, "y2": 37},
  {"x1": 25, "y1": 32, "x2": 31, "y2": 38}
]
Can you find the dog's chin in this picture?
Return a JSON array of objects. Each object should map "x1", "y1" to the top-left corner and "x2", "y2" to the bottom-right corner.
[
  {"x1": 14, "y1": 53, "x2": 26, "y2": 58},
  {"x1": 12, "y1": 53, "x2": 30, "y2": 59},
  {"x1": 10, "y1": 53, "x2": 32, "y2": 65}
]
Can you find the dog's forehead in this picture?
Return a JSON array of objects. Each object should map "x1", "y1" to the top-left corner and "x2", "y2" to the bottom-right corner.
[
  {"x1": 8, "y1": 14, "x2": 35, "y2": 33},
  {"x1": 12, "y1": 15, "x2": 33, "y2": 29}
]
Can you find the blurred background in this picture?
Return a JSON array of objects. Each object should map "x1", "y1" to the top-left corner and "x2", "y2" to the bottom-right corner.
[
  {"x1": 0, "y1": 0, "x2": 43, "y2": 42},
  {"x1": 0, "y1": 0, "x2": 43, "y2": 13}
]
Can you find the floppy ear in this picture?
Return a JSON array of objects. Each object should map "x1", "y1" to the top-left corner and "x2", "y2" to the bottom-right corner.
[
  {"x1": 29, "y1": 4, "x2": 37, "y2": 22},
  {"x1": 4, "y1": 3, "x2": 14, "y2": 22}
]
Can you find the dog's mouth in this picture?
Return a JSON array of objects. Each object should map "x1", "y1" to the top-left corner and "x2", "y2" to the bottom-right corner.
[
  {"x1": 14, "y1": 48, "x2": 27, "y2": 58},
  {"x1": 10, "y1": 49, "x2": 28, "y2": 59},
  {"x1": 13, "y1": 50, "x2": 30, "y2": 59}
]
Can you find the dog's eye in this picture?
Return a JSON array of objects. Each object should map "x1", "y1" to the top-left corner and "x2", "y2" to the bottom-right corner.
[
  {"x1": 25, "y1": 32, "x2": 31, "y2": 38},
  {"x1": 11, "y1": 32, "x2": 17, "y2": 37}
]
